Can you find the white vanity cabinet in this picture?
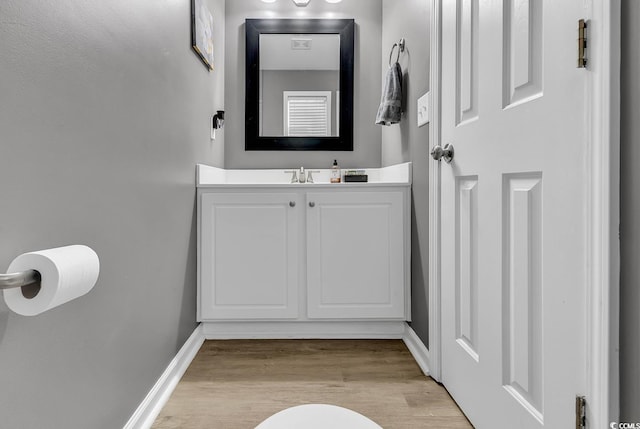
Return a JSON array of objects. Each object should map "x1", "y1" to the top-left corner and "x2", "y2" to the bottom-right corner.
[
  {"x1": 306, "y1": 191, "x2": 406, "y2": 319},
  {"x1": 196, "y1": 162, "x2": 412, "y2": 337},
  {"x1": 199, "y1": 192, "x2": 300, "y2": 320}
]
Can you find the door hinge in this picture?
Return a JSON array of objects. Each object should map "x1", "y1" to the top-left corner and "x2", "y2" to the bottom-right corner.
[
  {"x1": 576, "y1": 395, "x2": 586, "y2": 429},
  {"x1": 578, "y1": 19, "x2": 588, "y2": 68}
]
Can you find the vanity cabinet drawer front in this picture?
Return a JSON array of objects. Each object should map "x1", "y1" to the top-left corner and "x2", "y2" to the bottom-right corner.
[
  {"x1": 306, "y1": 191, "x2": 406, "y2": 319},
  {"x1": 199, "y1": 193, "x2": 300, "y2": 320}
]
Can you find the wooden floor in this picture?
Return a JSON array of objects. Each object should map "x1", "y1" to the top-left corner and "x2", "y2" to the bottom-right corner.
[{"x1": 152, "y1": 339, "x2": 472, "y2": 429}]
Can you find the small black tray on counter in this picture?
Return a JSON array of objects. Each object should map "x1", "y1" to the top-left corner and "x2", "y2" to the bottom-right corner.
[{"x1": 344, "y1": 174, "x2": 368, "y2": 182}]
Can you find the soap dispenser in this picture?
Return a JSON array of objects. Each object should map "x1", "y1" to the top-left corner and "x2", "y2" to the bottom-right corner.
[{"x1": 330, "y1": 159, "x2": 341, "y2": 183}]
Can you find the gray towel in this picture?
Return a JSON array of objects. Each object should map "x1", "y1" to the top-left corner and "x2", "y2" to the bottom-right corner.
[{"x1": 375, "y1": 62, "x2": 403, "y2": 125}]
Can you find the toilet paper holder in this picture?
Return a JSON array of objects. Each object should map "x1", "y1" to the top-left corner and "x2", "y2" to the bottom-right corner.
[{"x1": 0, "y1": 269, "x2": 41, "y2": 289}]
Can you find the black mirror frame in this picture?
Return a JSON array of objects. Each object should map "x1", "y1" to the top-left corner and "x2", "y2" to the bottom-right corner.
[{"x1": 245, "y1": 19, "x2": 355, "y2": 151}]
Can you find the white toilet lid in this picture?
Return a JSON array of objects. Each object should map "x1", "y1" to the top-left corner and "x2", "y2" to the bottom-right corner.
[{"x1": 255, "y1": 404, "x2": 383, "y2": 429}]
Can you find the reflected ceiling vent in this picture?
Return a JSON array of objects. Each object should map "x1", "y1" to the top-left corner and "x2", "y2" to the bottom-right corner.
[{"x1": 291, "y1": 38, "x2": 312, "y2": 50}]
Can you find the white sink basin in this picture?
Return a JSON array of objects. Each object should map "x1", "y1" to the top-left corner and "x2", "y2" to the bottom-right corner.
[{"x1": 196, "y1": 162, "x2": 412, "y2": 187}]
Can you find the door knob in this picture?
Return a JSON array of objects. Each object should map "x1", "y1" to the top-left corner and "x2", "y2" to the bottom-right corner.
[
  {"x1": 430, "y1": 144, "x2": 454, "y2": 163},
  {"x1": 289, "y1": 201, "x2": 296, "y2": 207},
  {"x1": 309, "y1": 202, "x2": 315, "y2": 207}
]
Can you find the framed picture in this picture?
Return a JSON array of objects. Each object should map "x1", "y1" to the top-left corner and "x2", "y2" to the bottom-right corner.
[{"x1": 191, "y1": 0, "x2": 214, "y2": 70}]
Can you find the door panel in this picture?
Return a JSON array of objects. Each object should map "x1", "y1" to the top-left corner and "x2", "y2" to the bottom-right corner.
[
  {"x1": 456, "y1": 0, "x2": 479, "y2": 125},
  {"x1": 501, "y1": 173, "x2": 543, "y2": 419},
  {"x1": 306, "y1": 191, "x2": 405, "y2": 319},
  {"x1": 200, "y1": 193, "x2": 299, "y2": 320},
  {"x1": 502, "y1": 0, "x2": 543, "y2": 107},
  {"x1": 455, "y1": 176, "x2": 479, "y2": 360}
]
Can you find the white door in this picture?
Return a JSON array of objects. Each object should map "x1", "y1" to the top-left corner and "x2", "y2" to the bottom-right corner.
[
  {"x1": 306, "y1": 191, "x2": 406, "y2": 319},
  {"x1": 199, "y1": 193, "x2": 299, "y2": 320},
  {"x1": 438, "y1": 1, "x2": 587, "y2": 427}
]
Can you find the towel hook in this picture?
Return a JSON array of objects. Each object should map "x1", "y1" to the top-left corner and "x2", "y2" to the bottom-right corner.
[{"x1": 388, "y1": 38, "x2": 405, "y2": 66}]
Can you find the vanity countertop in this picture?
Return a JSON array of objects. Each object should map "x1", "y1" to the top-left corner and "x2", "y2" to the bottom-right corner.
[{"x1": 196, "y1": 162, "x2": 412, "y2": 188}]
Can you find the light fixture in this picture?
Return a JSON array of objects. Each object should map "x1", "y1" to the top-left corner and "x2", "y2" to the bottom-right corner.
[
  {"x1": 211, "y1": 110, "x2": 224, "y2": 140},
  {"x1": 213, "y1": 110, "x2": 225, "y2": 129},
  {"x1": 325, "y1": 0, "x2": 342, "y2": 3},
  {"x1": 260, "y1": 0, "x2": 277, "y2": 2},
  {"x1": 292, "y1": 0, "x2": 311, "y2": 6}
]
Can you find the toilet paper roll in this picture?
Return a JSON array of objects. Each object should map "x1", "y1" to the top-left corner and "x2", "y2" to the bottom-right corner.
[{"x1": 3, "y1": 245, "x2": 100, "y2": 316}]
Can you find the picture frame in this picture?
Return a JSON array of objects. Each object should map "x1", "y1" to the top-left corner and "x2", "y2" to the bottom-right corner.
[{"x1": 191, "y1": 0, "x2": 214, "y2": 71}]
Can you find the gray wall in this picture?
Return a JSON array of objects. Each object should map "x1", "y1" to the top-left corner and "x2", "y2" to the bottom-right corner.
[
  {"x1": 261, "y1": 70, "x2": 339, "y2": 136},
  {"x1": 0, "y1": 0, "x2": 225, "y2": 427},
  {"x1": 224, "y1": 0, "x2": 382, "y2": 169},
  {"x1": 380, "y1": 0, "x2": 430, "y2": 345},
  {"x1": 620, "y1": 0, "x2": 640, "y2": 421}
]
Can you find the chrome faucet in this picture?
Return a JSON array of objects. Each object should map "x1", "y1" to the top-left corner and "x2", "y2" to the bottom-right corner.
[
  {"x1": 285, "y1": 167, "x2": 319, "y2": 184},
  {"x1": 285, "y1": 169, "x2": 299, "y2": 183},
  {"x1": 285, "y1": 167, "x2": 306, "y2": 183},
  {"x1": 306, "y1": 170, "x2": 320, "y2": 183}
]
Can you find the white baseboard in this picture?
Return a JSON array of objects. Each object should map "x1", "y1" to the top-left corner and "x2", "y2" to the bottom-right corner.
[
  {"x1": 201, "y1": 321, "x2": 408, "y2": 339},
  {"x1": 402, "y1": 325, "x2": 431, "y2": 376},
  {"x1": 123, "y1": 324, "x2": 205, "y2": 429}
]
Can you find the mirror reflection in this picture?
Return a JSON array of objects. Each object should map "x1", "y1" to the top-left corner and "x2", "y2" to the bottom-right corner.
[{"x1": 259, "y1": 33, "x2": 340, "y2": 137}]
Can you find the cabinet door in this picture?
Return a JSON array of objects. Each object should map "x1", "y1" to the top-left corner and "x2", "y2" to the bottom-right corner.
[
  {"x1": 306, "y1": 191, "x2": 406, "y2": 319},
  {"x1": 200, "y1": 193, "x2": 299, "y2": 320}
]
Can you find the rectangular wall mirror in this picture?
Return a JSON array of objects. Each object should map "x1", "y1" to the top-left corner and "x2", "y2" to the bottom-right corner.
[{"x1": 245, "y1": 19, "x2": 354, "y2": 151}]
